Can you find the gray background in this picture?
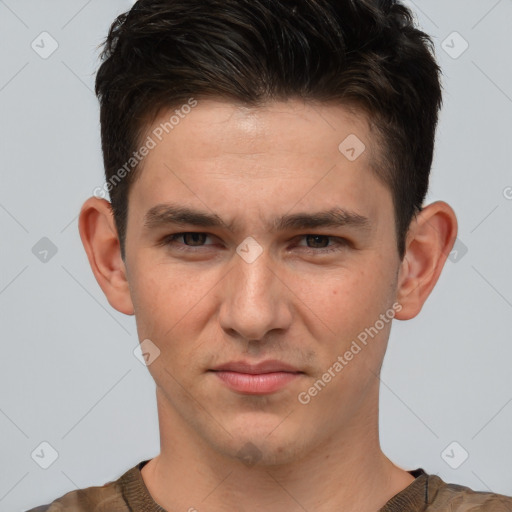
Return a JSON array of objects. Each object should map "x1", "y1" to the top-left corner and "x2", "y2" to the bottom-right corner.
[{"x1": 1, "y1": 0, "x2": 511, "y2": 510}]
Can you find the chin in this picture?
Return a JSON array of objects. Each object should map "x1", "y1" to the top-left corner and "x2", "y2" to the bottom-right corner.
[{"x1": 218, "y1": 426, "x2": 308, "y2": 468}]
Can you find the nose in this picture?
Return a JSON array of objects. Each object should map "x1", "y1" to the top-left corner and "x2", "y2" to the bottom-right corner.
[{"x1": 218, "y1": 246, "x2": 293, "y2": 343}]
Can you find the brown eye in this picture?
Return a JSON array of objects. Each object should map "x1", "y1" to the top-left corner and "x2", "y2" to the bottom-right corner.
[
  {"x1": 180, "y1": 232, "x2": 208, "y2": 246},
  {"x1": 160, "y1": 232, "x2": 214, "y2": 249},
  {"x1": 305, "y1": 235, "x2": 330, "y2": 248},
  {"x1": 295, "y1": 235, "x2": 348, "y2": 254}
]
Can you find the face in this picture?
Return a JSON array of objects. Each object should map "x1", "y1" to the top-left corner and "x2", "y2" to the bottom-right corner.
[{"x1": 123, "y1": 99, "x2": 402, "y2": 465}]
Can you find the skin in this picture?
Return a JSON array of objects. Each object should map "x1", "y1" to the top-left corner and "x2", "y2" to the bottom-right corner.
[{"x1": 79, "y1": 98, "x2": 457, "y2": 511}]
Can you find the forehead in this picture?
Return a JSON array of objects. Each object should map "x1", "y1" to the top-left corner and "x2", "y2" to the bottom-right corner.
[
  {"x1": 142, "y1": 98, "x2": 374, "y2": 164},
  {"x1": 128, "y1": 98, "x2": 391, "y2": 233}
]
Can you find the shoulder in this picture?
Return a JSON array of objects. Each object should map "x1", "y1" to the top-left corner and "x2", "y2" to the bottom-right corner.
[
  {"x1": 24, "y1": 464, "x2": 138, "y2": 512},
  {"x1": 24, "y1": 484, "x2": 127, "y2": 512},
  {"x1": 427, "y1": 474, "x2": 512, "y2": 511}
]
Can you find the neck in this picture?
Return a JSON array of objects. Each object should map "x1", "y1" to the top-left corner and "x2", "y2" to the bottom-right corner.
[{"x1": 141, "y1": 386, "x2": 415, "y2": 512}]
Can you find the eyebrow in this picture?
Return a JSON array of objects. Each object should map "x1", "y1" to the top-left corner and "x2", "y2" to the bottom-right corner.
[{"x1": 143, "y1": 203, "x2": 372, "y2": 233}]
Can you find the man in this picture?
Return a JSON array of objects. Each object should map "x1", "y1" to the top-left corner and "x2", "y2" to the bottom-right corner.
[{"x1": 27, "y1": 0, "x2": 512, "y2": 510}]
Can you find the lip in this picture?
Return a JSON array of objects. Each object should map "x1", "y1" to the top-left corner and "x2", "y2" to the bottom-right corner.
[
  {"x1": 209, "y1": 360, "x2": 304, "y2": 394},
  {"x1": 211, "y1": 371, "x2": 302, "y2": 394},
  {"x1": 210, "y1": 360, "x2": 302, "y2": 374}
]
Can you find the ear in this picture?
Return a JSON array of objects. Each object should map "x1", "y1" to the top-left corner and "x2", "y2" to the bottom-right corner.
[
  {"x1": 394, "y1": 200, "x2": 458, "y2": 320},
  {"x1": 78, "y1": 197, "x2": 134, "y2": 315}
]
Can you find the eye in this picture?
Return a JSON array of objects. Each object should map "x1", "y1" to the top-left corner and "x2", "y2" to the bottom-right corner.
[
  {"x1": 159, "y1": 232, "x2": 216, "y2": 250},
  {"x1": 295, "y1": 235, "x2": 349, "y2": 254}
]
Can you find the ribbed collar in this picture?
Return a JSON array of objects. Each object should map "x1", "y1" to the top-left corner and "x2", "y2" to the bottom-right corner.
[
  {"x1": 120, "y1": 459, "x2": 166, "y2": 512},
  {"x1": 120, "y1": 460, "x2": 433, "y2": 512},
  {"x1": 378, "y1": 468, "x2": 431, "y2": 511}
]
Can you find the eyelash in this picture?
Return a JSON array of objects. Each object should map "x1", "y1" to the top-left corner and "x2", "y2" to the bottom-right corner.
[{"x1": 159, "y1": 232, "x2": 348, "y2": 254}]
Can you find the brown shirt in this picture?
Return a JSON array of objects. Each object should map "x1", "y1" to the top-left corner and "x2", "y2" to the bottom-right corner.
[{"x1": 26, "y1": 460, "x2": 512, "y2": 511}]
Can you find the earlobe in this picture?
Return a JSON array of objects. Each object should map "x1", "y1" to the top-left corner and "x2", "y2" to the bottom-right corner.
[
  {"x1": 394, "y1": 201, "x2": 458, "y2": 320},
  {"x1": 78, "y1": 197, "x2": 135, "y2": 316}
]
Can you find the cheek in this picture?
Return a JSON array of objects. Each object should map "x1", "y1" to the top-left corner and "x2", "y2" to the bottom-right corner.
[
  {"x1": 130, "y1": 268, "x2": 212, "y2": 385},
  {"x1": 295, "y1": 266, "x2": 393, "y2": 351},
  {"x1": 130, "y1": 260, "x2": 221, "y2": 345},
  {"x1": 128, "y1": 262, "x2": 181, "y2": 337},
  {"x1": 299, "y1": 268, "x2": 372, "y2": 318},
  {"x1": 133, "y1": 258, "x2": 199, "y2": 306}
]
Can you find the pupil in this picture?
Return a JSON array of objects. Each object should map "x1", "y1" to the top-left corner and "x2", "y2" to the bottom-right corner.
[
  {"x1": 307, "y1": 235, "x2": 328, "y2": 248},
  {"x1": 185, "y1": 233, "x2": 205, "y2": 245}
]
